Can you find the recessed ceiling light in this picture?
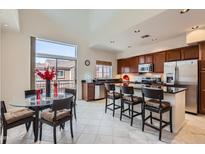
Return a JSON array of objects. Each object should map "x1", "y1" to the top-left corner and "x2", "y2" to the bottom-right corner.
[
  {"x1": 180, "y1": 9, "x2": 190, "y2": 14},
  {"x1": 192, "y1": 26, "x2": 199, "y2": 30},
  {"x1": 3, "y1": 24, "x2": 8, "y2": 27},
  {"x1": 152, "y1": 38, "x2": 157, "y2": 41},
  {"x1": 110, "y1": 40, "x2": 115, "y2": 43},
  {"x1": 134, "y1": 29, "x2": 140, "y2": 33},
  {"x1": 141, "y1": 35, "x2": 150, "y2": 39},
  {"x1": 128, "y1": 46, "x2": 132, "y2": 48}
]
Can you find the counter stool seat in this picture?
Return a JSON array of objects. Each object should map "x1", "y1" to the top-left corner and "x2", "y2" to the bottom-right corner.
[
  {"x1": 123, "y1": 96, "x2": 143, "y2": 105},
  {"x1": 146, "y1": 99, "x2": 171, "y2": 112},
  {"x1": 107, "y1": 91, "x2": 121, "y2": 99}
]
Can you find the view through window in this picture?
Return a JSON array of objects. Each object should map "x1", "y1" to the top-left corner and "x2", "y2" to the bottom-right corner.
[
  {"x1": 96, "y1": 60, "x2": 112, "y2": 79},
  {"x1": 35, "y1": 39, "x2": 77, "y2": 92}
]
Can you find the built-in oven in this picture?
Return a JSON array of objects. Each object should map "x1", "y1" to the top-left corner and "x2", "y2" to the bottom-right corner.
[{"x1": 138, "y1": 64, "x2": 153, "y2": 73}]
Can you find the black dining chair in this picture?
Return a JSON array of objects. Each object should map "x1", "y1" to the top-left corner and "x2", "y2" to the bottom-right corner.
[
  {"x1": 141, "y1": 87, "x2": 173, "y2": 141},
  {"x1": 39, "y1": 97, "x2": 74, "y2": 144},
  {"x1": 104, "y1": 83, "x2": 121, "y2": 117},
  {"x1": 65, "y1": 88, "x2": 77, "y2": 120},
  {"x1": 0, "y1": 101, "x2": 35, "y2": 144},
  {"x1": 24, "y1": 89, "x2": 44, "y2": 132},
  {"x1": 120, "y1": 86, "x2": 143, "y2": 126}
]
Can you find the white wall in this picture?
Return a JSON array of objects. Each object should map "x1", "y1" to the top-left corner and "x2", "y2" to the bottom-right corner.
[
  {"x1": 1, "y1": 31, "x2": 30, "y2": 101},
  {"x1": 2, "y1": 25, "x2": 116, "y2": 101},
  {"x1": 0, "y1": 25, "x2": 2, "y2": 100}
]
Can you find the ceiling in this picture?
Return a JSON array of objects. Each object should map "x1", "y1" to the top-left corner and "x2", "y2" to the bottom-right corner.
[
  {"x1": 1, "y1": 9, "x2": 205, "y2": 54},
  {"x1": 90, "y1": 9, "x2": 205, "y2": 53},
  {"x1": 0, "y1": 9, "x2": 20, "y2": 31}
]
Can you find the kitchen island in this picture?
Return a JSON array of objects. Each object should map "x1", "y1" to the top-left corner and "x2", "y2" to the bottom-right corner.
[{"x1": 115, "y1": 83, "x2": 186, "y2": 133}]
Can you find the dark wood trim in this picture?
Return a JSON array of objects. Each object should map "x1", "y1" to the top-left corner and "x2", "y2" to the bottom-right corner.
[{"x1": 30, "y1": 37, "x2": 36, "y2": 90}]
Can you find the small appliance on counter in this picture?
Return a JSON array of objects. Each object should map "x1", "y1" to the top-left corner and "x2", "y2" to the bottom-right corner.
[{"x1": 138, "y1": 64, "x2": 153, "y2": 73}]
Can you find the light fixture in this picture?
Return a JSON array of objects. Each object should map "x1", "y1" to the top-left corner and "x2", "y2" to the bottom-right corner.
[
  {"x1": 141, "y1": 35, "x2": 150, "y2": 39},
  {"x1": 134, "y1": 29, "x2": 140, "y2": 33},
  {"x1": 3, "y1": 24, "x2": 8, "y2": 27},
  {"x1": 110, "y1": 40, "x2": 115, "y2": 43},
  {"x1": 192, "y1": 25, "x2": 199, "y2": 30},
  {"x1": 152, "y1": 38, "x2": 157, "y2": 41},
  {"x1": 180, "y1": 9, "x2": 190, "y2": 14}
]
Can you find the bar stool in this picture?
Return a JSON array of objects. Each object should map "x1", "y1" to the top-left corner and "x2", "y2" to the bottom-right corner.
[
  {"x1": 104, "y1": 83, "x2": 121, "y2": 117},
  {"x1": 141, "y1": 87, "x2": 173, "y2": 141},
  {"x1": 120, "y1": 86, "x2": 143, "y2": 126}
]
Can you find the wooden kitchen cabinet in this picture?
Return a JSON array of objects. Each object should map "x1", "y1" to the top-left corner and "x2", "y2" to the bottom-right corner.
[
  {"x1": 166, "y1": 48, "x2": 181, "y2": 62},
  {"x1": 129, "y1": 56, "x2": 139, "y2": 73},
  {"x1": 139, "y1": 55, "x2": 145, "y2": 64},
  {"x1": 82, "y1": 82, "x2": 95, "y2": 101},
  {"x1": 153, "y1": 52, "x2": 166, "y2": 73},
  {"x1": 117, "y1": 59, "x2": 123, "y2": 74},
  {"x1": 181, "y1": 45, "x2": 199, "y2": 60},
  {"x1": 145, "y1": 54, "x2": 153, "y2": 64}
]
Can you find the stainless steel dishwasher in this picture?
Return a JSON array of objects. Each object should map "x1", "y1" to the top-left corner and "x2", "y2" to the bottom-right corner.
[{"x1": 95, "y1": 84, "x2": 105, "y2": 100}]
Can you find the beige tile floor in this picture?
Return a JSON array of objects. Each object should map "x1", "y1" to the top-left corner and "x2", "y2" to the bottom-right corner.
[{"x1": 1, "y1": 99, "x2": 205, "y2": 144}]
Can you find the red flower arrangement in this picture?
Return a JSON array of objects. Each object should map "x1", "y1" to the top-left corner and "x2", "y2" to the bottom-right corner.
[{"x1": 35, "y1": 66, "x2": 56, "y2": 80}]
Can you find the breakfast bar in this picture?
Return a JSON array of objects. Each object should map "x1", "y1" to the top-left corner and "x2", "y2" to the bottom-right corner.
[{"x1": 115, "y1": 83, "x2": 186, "y2": 133}]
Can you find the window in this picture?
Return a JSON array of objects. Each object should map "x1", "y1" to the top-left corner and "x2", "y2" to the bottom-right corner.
[
  {"x1": 57, "y1": 70, "x2": 65, "y2": 79},
  {"x1": 96, "y1": 60, "x2": 112, "y2": 79},
  {"x1": 32, "y1": 38, "x2": 77, "y2": 91}
]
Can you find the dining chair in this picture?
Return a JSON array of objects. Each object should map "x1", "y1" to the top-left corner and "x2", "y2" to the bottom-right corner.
[
  {"x1": 24, "y1": 89, "x2": 44, "y2": 132},
  {"x1": 141, "y1": 87, "x2": 173, "y2": 141},
  {"x1": 39, "y1": 97, "x2": 73, "y2": 144},
  {"x1": 0, "y1": 101, "x2": 35, "y2": 144},
  {"x1": 65, "y1": 88, "x2": 77, "y2": 120}
]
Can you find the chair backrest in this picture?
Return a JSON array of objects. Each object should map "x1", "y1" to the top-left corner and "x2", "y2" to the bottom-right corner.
[
  {"x1": 121, "y1": 86, "x2": 134, "y2": 95},
  {"x1": 142, "y1": 87, "x2": 164, "y2": 100},
  {"x1": 52, "y1": 97, "x2": 73, "y2": 112},
  {"x1": 1, "y1": 101, "x2": 7, "y2": 125},
  {"x1": 65, "y1": 88, "x2": 76, "y2": 102},
  {"x1": 104, "y1": 83, "x2": 115, "y2": 92},
  {"x1": 25, "y1": 89, "x2": 43, "y2": 98}
]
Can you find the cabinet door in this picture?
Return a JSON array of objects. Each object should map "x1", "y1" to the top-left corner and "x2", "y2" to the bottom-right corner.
[
  {"x1": 154, "y1": 52, "x2": 166, "y2": 73},
  {"x1": 181, "y1": 45, "x2": 199, "y2": 60},
  {"x1": 129, "y1": 56, "x2": 139, "y2": 73},
  {"x1": 117, "y1": 59, "x2": 123, "y2": 74},
  {"x1": 199, "y1": 70, "x2": 205, "y2": 113},
  {"x1": 145, "y1": 54, "x2": 153, "y2": 64},
  {"x1": 139, "y1": 55, "x2": 145, "y2": 64},
  {"x1": 166, "y1": 48, "x2": 181, "y2": 62},
  {"x1": 88, "y1": 83, "x2": 95, "y2": 101}
]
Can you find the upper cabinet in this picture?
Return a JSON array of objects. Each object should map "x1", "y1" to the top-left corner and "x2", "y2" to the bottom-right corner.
[
  {"x1": 139, "y1": 55, "x2": 145, "y2": 64},
  {"x1": 145, "y1": 54, "x2": 153, "y2": 64},
  {"x1": 153, "y1": 52, "x2": 166, "y2": 73},
  {"x1": 117, "y1": 45, "x2": 200, "y2": 74},
  {"x1": 181, "y1": 45, "x2": 199, "y2": 60},
  {"x1": 166, "y1": 48, "x2": 181, "y2": 62},
  {"x1": 129, "y1": 56, "x2": 139, "y2": 73}
]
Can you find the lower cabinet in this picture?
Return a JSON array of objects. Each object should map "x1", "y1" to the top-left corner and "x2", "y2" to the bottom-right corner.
[{"x1": 82, "y1": 82, "x2": 95, "y2": 101}]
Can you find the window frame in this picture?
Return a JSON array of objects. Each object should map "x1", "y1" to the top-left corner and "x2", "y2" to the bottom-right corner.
[{"x1": 96, "y1": 62, "x2": 112, "y2": 79}]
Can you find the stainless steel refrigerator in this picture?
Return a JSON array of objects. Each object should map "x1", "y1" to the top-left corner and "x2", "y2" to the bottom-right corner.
[{"x1": 164, "y1": 59, "x2": 198, "y2": 114}]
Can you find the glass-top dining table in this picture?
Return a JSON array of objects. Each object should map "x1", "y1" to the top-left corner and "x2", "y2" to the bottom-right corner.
[{"x1": 8, "y1": 93, "x2": 73, "y2": 142}]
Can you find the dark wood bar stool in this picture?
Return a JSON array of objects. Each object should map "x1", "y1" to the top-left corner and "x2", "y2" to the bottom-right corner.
[
  {"x1": 141, "y1": 87, "x2": 173, "y2": 141},
  {"x1": 104, "y1": 83, "x2": 121, "y2": 117},
  {"x1": 120, "y1": 86, "x2": 143, "y2": 126}
]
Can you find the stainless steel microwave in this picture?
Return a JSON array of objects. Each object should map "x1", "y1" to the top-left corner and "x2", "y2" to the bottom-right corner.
[{"x1": 138, "y1": 64, "x2": 153, "y2": 73}]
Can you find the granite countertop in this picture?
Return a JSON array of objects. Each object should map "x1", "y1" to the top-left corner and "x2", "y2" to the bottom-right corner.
[{"x1": 115, "y1": 83, "x2": 187, "y2": 94}]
